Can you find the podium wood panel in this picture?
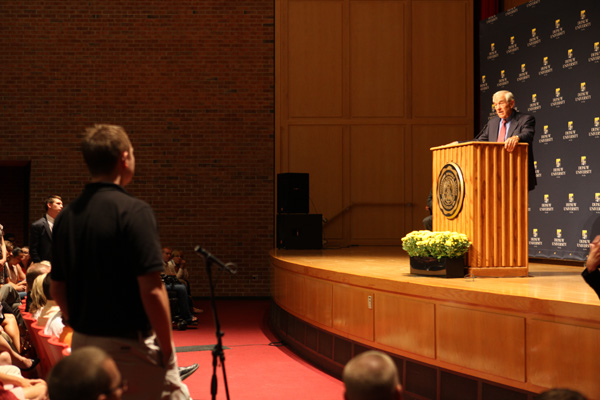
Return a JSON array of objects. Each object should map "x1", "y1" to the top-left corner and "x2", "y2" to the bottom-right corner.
[{"x1": 431, "y1": 142, "x2": 528, "y2": 276}]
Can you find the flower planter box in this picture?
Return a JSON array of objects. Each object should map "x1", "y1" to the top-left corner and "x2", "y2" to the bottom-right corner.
[{"x1": 409, "y1": 256, "x2": 466, "y2": 278}]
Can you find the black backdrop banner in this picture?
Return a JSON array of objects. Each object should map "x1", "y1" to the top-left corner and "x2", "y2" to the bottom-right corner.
[{"x1": 479, "y1": 0, "x2": 600, "y2": 261}]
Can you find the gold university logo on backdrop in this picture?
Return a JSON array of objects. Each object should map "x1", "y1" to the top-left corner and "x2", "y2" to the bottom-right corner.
[{"x1": 436, "y1": 162, "x2": 465, "y2": 219}]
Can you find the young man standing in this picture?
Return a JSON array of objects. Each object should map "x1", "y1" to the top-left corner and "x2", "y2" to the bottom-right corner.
[
  {"x1": 50, "y1": 124, "x2": 191, "y2": 399},
  {"x1": 30, "y1": 195, "x2": 63, "y2": 263}
]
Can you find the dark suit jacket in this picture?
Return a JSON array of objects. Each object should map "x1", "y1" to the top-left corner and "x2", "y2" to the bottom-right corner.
[
  {"x1": 30, "y1": 216, "x2": 53, "y2": 263},
  {"x1": 582, "y1": 268, "x2": 600, "y2": 300},
  {"x1": 476, "y1": 110, "x2": 537, "y2": 191}
]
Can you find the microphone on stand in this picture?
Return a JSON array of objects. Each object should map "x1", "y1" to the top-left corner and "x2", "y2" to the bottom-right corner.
[
  {"x1": 194, "y1": 246, "x2": 237, "y2": 275},
  {"x1": 473, "y1": 121, "x2": 489, "y2": 141}
]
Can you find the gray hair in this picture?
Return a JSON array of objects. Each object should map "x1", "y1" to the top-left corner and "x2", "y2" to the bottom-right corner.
[{"x1": 493, "y1": 90, "x2": 514, "y2": 103}]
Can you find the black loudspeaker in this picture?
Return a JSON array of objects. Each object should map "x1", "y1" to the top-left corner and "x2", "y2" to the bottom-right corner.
[
  {"x1": 277, "y1": 214, "x2": 323, "y2": 249},
  {"x1": 277, "y1": 173, "x2": 309, "y2": 214}
]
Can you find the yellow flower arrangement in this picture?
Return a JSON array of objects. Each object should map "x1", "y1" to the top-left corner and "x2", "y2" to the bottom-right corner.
[{"x1": 401, "y1": 230, "x2": 471, "y2": 260}]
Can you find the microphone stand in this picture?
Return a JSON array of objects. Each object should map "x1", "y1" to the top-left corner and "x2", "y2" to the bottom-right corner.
[
  {"x1": 205, "y1": 256, "x2": 231, "y2": 400},
  {"x1": 196, "y1": 246, "x2": 237, "y2": 400}
]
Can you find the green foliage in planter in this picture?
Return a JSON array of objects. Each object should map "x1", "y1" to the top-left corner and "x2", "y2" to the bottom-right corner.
[{"x1": 401, "y1": 230, "x2": 471, "y2": 260}]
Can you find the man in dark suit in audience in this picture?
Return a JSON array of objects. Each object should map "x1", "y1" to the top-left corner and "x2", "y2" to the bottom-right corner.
[{"x1": 29, "y1": 195, "x2": 63, "y2": 263}]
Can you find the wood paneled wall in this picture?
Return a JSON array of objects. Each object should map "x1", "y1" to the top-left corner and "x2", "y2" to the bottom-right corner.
[{"x1": 276, "y1": 0, "x2": 474, "y2": 247}]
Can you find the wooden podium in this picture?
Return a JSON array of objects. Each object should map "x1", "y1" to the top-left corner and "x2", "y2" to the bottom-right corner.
[{"x1": 431, "y1": 142, "x2": 529, "y2": 277}]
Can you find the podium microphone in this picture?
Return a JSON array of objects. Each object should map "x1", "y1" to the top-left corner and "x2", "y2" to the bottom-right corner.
[
  {"x1": 474, "y1": 121, "x2": 489, "y2": 140},
  {"x1": 194, "y1": 246, "x2": 237, "y2": 275}
]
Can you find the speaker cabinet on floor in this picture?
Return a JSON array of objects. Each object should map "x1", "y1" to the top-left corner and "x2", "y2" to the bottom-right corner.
[
  {"x1": 277, "y1": 173, "x2": 309, "y2": 214},
  {"x1": 277, "y1": 214, "x2": 323, "y2": 249}
]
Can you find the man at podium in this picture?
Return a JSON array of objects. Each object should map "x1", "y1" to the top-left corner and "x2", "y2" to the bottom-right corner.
[{"x1": 476, "y1": 90, "x2": 537, "y2": 191}]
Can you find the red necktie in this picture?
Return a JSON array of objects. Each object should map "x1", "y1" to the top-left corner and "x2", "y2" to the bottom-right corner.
[{"x1": 497, "y1": 119, "x2": 506, "y2": 142}]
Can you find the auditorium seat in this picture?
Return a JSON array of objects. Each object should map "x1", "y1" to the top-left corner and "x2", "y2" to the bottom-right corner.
[
  {"x1": 46, "y1": 337, "x2": 69, "y2": 365},
  {"x1": 28, "y1": 321, "x2": 52, "y2": 377}
]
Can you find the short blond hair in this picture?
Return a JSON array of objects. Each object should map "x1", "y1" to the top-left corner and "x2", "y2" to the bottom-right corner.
[
  {"x1": 29, "y1": 273, "x2": 48, "y2": 315},
  {"x1": 81, "y1": 124, "x2": 132, "y2": 176}
]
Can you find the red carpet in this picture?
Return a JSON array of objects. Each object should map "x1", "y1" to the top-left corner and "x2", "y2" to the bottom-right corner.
[{"x1": 174, "y1": 299, "x2": 344, "y2": 400}]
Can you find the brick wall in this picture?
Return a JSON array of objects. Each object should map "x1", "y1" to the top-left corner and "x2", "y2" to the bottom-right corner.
[{"x1": 0, "y1": 1, "x2": 275, "y2": 296}]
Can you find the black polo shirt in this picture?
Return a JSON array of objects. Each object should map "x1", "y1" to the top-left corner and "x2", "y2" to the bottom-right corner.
[{"x1": 51, "y1": 182, "x2": 164, "y2": 336}]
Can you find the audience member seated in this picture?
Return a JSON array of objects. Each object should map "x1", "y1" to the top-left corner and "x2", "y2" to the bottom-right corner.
[
  {"x1": 18, "y1": 248, "x2": 31, "y2": 276},
  {"x1": 343, "y1": 350, "x2": 403, "y2": 400},
  {"x1": 0, "y1": 228, "x2": 6, "y2": 268},
  {"x1": 162, "y1": 276, "x2": 197, "y2": 326},
  {"x1": 4, "y1": 250, "x2": 27, "y2": 300},
  {"x1": 47, "y1": 346, "x2": 125, "y2": 400},
  {"x1": 161, "y1": 248, "x2": 197, "y2": 325},
  {"x1": 44, "y1": 311, "x2": 72, "y2": 346},
  {"x1": 0, "y1": 309, "x2": 21, "y2": 355},
  {"x1": 25, "y1": 264, "x2": 50, "y2": 314},
  {"x1": 28, "y1": 275, "x2": 47, "y2": 321},
  {"x1": 0, "y1": 249, "x2": 26, "y2": 329},
  {"x1": 167, "y1": 250, "x2": 201, "y2": 314},
  {"x1": 40, "y1": 275, "x2": 72, "y2": 345},
  {"x1": 166, "y1": 250, "x2": 188, "y2": 282},
  {"x1": 0, "y1": 365, "x2": 47, "y2": 400},
  {"x1": 34, "y1": 276, "x2": 60, "y2": 329},
  {"x1": 161, "y1": 247, "x2": 172, "y2": 269},
  {"x1": 0, "y1": 333, "x2": 38, "y2": 372},
  {"x1": 2, "y1": 242, "x2": 13, "y2": 265}
]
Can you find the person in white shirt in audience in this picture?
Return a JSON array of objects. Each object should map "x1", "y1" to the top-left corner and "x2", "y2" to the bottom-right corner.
[
  {"x1": 36, "y1": 275, "x2": 60, "y2": 328},
  {"x1": 39, "y1": 274, "x2": 72, "y2": 343}
]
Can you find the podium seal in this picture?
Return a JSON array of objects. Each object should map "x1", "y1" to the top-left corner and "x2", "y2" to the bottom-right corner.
[{"x1": 437, "y1": 162, "x2": 465, "y2": 219}]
